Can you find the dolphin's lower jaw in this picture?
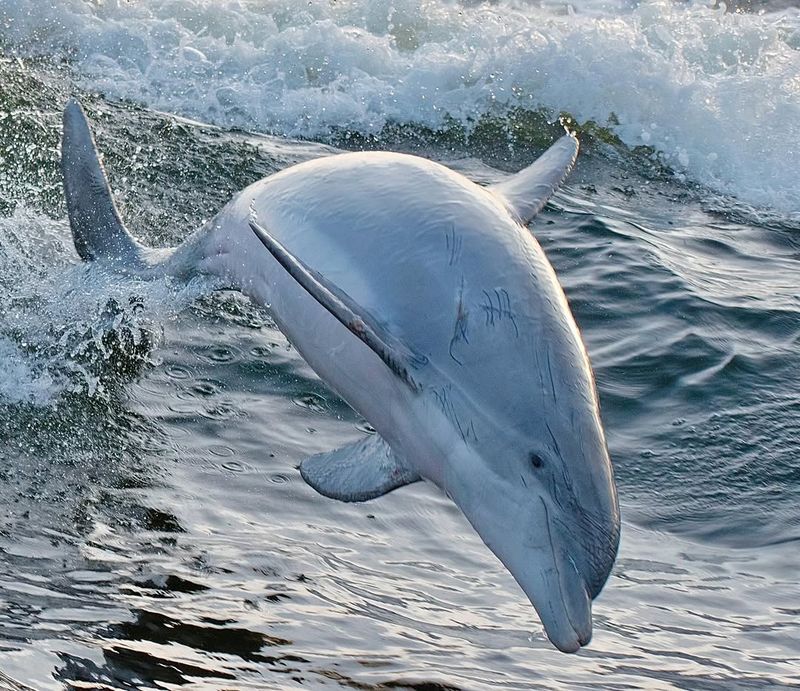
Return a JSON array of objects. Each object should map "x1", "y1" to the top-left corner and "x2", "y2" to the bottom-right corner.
[
  {"x1": 533, "y1": 588, "x2": 590, "y2": 654},
  {"x1": 533, "y1": 537, "x2": 594, "y2": 653},
  {"x1": 522, "y1": 502, "x2": 619, "y2": 652},
  {"x1": 447, "y1": 466, "x2": 614, "y2": 653},
  {"x1": 544, "y1": 504, "x2": 619, "y2": 652},
  {"x1": 523, "y1": 505, "x2": 595, "y2": 653}
]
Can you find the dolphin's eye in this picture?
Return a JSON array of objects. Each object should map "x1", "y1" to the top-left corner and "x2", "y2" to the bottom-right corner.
[{"x1": 529, "y1": 452, "x2": 544, "y2": 469}]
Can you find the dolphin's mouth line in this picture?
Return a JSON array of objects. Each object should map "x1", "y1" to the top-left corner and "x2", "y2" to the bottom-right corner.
[{"x1": 540, "y1": 496, "x2": 585, "y2": 650}]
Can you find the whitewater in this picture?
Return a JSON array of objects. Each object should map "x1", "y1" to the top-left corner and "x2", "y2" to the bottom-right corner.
[{"x1": 2, "y1": 0, "x2": 800, "y2": 213}]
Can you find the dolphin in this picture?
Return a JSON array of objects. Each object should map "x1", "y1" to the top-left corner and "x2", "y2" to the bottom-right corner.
[{"x1": 60, "y1": 99, "x2": 620, "y2": 653}]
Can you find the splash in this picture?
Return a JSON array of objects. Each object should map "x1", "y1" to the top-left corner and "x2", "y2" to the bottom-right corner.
[{"x1": 0, "y1": 207, "x2": 211, "y2": 405}]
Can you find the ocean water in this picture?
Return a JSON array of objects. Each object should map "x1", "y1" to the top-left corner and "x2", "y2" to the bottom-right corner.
[{"x1": 0, "y1": 0, "x2": 799, "y2": 689}]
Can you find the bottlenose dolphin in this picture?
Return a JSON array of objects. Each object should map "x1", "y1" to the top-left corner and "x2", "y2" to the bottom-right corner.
[{"x1": 61, "y1": 100, "x2": 619, "y2": 653}]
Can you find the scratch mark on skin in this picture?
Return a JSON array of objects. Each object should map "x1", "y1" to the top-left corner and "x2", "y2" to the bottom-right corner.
[
  {"x1": 539, "y1": 430, "x2": 569, "y2": 511},
  {"x1": 533, "y1": 340, "x2": 543, "y2": 393},
  {"x1": 520, "y1": 474, "x2": 528, "y2": 488},
  {"x1": 482, "y1": 290, "x2": 495, "y2": 327},
  {"x1": 465, "y1": 419, "x2": 477, "y2": 442},
  {"x1": 544, "y1": 421, "x2": 562, "y2": 460},
  {"x1": 537, "y1": 445, "x2": 578, "y2": 529},
  {"x1": 449, "y1": 277, "x2": 469, "y2": 365},
  {"x1": 433, "y1": 384, "x2": 478, "y2": 443},
  {"x1": 453, "y1": 416, "x2": 477, "y2": 444},
  {"x1": 559, "y1": 465, "x2": 577, "y2": 512},
  {"x1": 481, "y1": 289, "x2": 520, "y2": 336},
  {"x1": 499, "y1": 288, "x2": 520, "y2": 337},
  {"x1": 445, "y1": 225, "x2": 463, "y2": 266},
  {"x1": 550, "y1": 470, "x2": 567, "y2": 512},
  {"x1": 433, "y1": 386, "x2": 449, "y2": 416},
  {"x1": 545, "y1": 349, "x2": 557, "y2": 402}
]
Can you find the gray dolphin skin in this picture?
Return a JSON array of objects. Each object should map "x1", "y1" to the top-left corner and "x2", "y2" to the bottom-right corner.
[{"x1": 60, "y1": 100, "x2": 620, "y2": 653}]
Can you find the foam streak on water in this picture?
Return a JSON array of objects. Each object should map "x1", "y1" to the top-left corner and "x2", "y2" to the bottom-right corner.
[{"x1": 2, "y1": 0, "x2": 800, "y2": 213}]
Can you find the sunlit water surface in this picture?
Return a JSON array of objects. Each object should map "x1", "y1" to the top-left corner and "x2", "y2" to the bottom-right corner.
[{"x1": 1, "y1": 1, "x2": 800, "y2": 688}]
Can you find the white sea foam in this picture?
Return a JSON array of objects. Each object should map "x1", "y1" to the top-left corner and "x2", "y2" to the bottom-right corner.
[{"x1": 1, "y1": 0, "x2": 799, "y2": 212}]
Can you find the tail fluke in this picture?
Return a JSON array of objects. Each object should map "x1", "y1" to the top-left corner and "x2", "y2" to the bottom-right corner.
[{"x1": 61, "y1": 99, "x2": 144, "y2": 264}]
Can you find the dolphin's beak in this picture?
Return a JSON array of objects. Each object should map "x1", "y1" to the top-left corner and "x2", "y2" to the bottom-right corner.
[
  {"x1": 518, "y1": 500, "x2": 593, "y2": 652},
  {"x1": 449, "y1": 470, "x2": 608, "y2": 653}
]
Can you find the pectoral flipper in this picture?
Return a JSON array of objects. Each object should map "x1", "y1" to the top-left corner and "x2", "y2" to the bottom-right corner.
[{"x1": 300, "y1": 434, "x2": 420, "y2": 502}]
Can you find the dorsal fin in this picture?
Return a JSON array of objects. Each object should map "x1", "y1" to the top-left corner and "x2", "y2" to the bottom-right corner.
[
  {"x1": 249, "y1": 214, "x2": 427, "y2": 391},
  {"x1": 61, "y1": 99, "x2": 143, "y2": 263},
  {"x1": 490, "y1": 134, "x2": 579, "y2": 225}
]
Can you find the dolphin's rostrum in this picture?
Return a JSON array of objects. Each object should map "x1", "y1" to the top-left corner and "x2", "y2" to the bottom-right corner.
[{"x1": 60, "y1": 99, "x2": 620, "y2": 653}]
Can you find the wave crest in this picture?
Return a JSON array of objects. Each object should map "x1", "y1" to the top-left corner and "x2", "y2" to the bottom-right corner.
[{"x1": 2, "y1": 0, "x2": 799, "y2": 212}]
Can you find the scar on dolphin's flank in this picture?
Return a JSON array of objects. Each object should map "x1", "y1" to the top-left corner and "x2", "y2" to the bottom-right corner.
[
  {"x1": 481, "y1": 288, "x2": 520, "y2": 337},
  {"x1": 432, "y1": 384, "x2": 478, "y2": 443},
  {"x1": 445, "y1": 225, "x2": 463, "y2": 266},
  {"x1": 449, "y1": 277, "x2": 470, "y2": 365}
]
